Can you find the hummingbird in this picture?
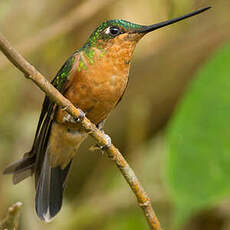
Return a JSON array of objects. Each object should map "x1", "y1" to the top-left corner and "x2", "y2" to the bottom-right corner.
[{"x1": 4, "y1": 7, "x2": 210, "y2": 222}]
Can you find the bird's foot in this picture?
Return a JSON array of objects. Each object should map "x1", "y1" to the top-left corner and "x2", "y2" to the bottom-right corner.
[
  {"x1": 96, "y1": 120, "x2": 105, "y2": 130},
  {"x1": 63, "y1": 109, "x2": 85, "y2": 124},
  {"x1": 100, "y1": 131, "x2": 112, "y2": 150},
  {"x1": 74, "y1": 109, "x2": 86, "y2": 122},
  {"x1": 61, "y1": 105, "x2": 69, "y2": 111},
  {"x1": 89, "y1": 130, "x2": 112, "y2": 153}
]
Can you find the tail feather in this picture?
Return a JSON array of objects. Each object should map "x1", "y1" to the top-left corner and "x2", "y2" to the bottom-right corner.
[
  {"x1": 13, "y1": 169, "x2": 33, "y2": 185},
  {"x1": 3, "y1": 154, "x2": 35, "y2": 184},
  {"x1": 35, "y1": 153, "x2": 71, "y2": 222}
]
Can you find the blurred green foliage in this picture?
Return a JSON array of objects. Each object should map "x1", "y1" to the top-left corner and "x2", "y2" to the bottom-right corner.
[
  {"x1": 167, "y1": 41, "x2": 230, "y2": 228},
  {"x1": 102, "y1": 210, "x2": 148, "y2": 230}
]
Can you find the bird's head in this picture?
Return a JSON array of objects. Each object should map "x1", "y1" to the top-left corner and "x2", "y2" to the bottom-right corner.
[{"x1": 84, "y1": 7, "x2": 210, "y2": 52}]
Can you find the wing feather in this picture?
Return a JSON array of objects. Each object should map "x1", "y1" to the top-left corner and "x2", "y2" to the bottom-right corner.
[{"x1": 4, "y1": 54, "x2": 77, "y2": 186}]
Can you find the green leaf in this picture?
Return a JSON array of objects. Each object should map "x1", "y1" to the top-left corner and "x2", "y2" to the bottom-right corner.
[{"x1": 166, "y1": 41, "x2": 230, "y2": 228}]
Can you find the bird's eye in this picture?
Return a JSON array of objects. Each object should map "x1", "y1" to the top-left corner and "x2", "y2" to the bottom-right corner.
[{"x1": 105, "y1": 26, "x2": 121, "y2": 36}]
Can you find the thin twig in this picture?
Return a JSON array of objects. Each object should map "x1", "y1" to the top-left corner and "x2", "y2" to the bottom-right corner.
[
  {"x1": 0, "y1": 0, "x2": 116, "y2": 70},
  {"x1": 0, "y1": 33, "x2": 162, "y2": 230},
  {"x1": 0, "y1": 202, "x2": 23, "y2": 230}
]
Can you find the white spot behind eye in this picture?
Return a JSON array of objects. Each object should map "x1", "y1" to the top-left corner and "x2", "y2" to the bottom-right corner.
[{"x1": 105, "y1": 27, "x2": 111, "y2": 35}]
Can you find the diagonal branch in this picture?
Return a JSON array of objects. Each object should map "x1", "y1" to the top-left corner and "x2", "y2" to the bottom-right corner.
[{"x1": 0, "y1": 33, "x2": 162, "y2": 230}]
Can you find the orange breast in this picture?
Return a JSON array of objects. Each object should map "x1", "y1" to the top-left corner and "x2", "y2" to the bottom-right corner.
[{"x1": 56, "y1": 35, "x2": 137, "y2": 125}]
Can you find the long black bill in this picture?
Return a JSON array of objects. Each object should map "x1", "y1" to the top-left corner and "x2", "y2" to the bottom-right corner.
[{"x1": 135, "y1": 6, "x2": 211, "y2": 33}]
